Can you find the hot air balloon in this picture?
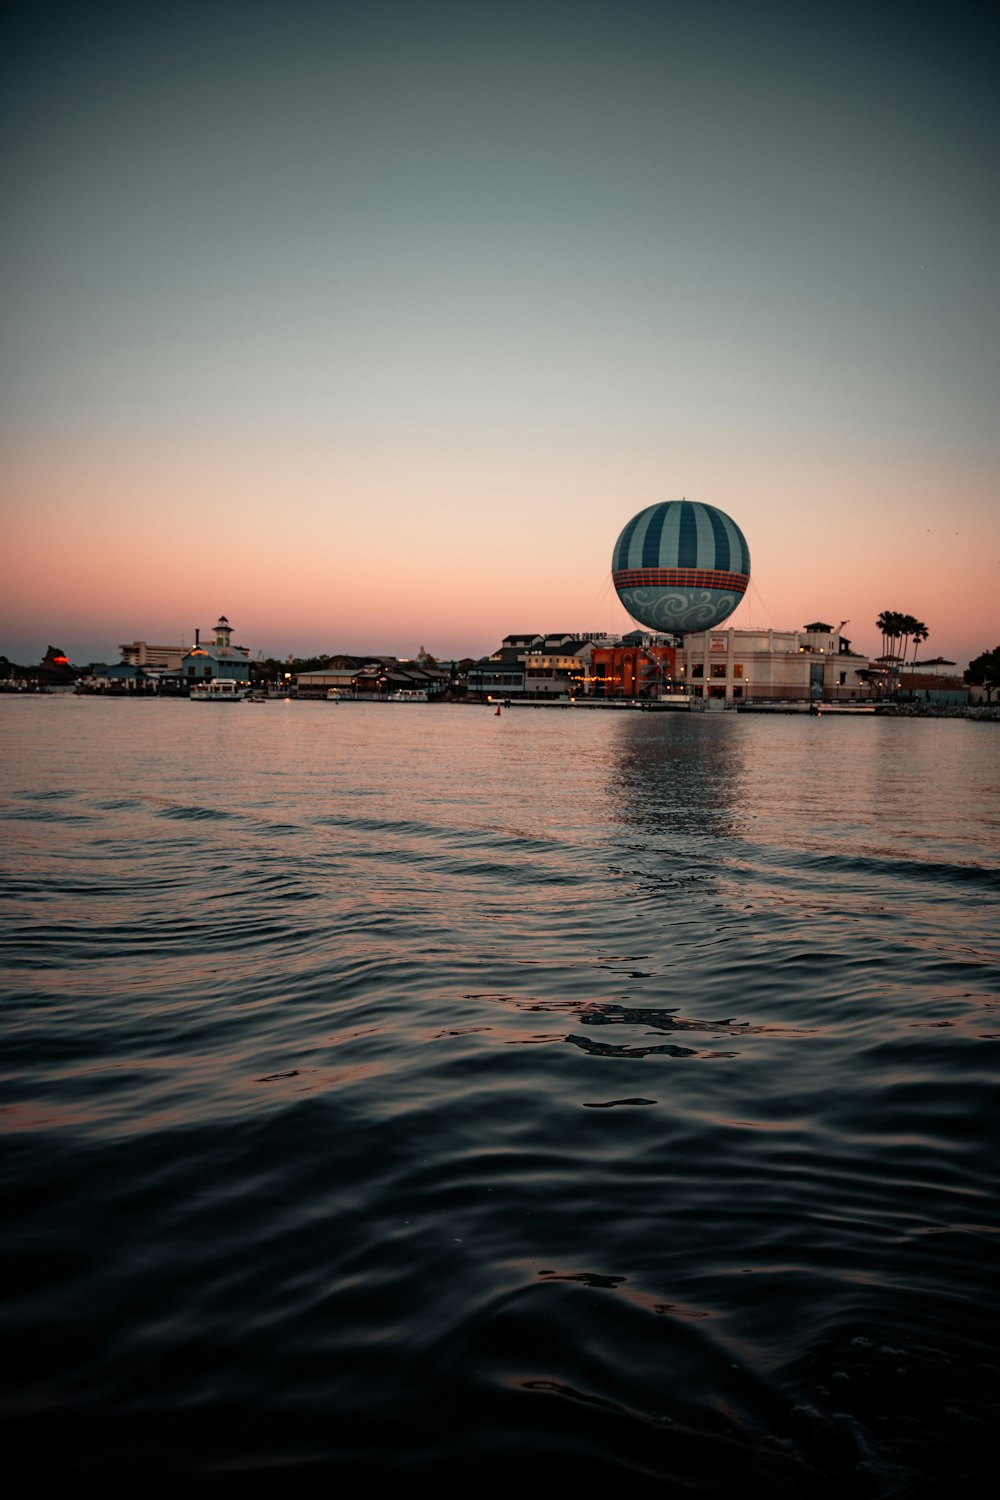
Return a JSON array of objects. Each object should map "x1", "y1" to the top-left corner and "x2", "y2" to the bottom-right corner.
[{"x1": 612, "y1": 500, "x2": 750, "y2": 634}]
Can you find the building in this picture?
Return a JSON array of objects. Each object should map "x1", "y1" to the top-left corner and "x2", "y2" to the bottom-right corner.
[
  {"x1": 349, "y1": 661, "x2": 449, "y2": 698},
  {"x1": 895, "y1": 658, "x2": 968, "y2": 704},
  {"x1": 469, "y1": 632, "x2": 616, "y2": 700},
  {"x1": 78, "y1": 662, "x2": 151, "y2": 693},
  {"x1": 179, "y1": 616, "x2": 251, "y2": 687},
  {"x1": 295, "y1": 655, "x2": 451, "y2": 699},
  {"x1": 908, "y1": 657, "x2": 959, "y2": 678},
  {"x1": 589, "y1": 632, "x2": 677, "y2": 698},
  {"x1": 523, "y1": 636, "x2": 595, "y2": 697},
  {"x1": 467, "y1": 635, "x2": 532, "y2": 699},
  {"x1": 119, "y1": 641, "x2": 186, "y2": 671},
  {"x1": 34, "y1": 646, "x2": 74, "y2": 686},
  {"x1": 675, "y1": 623, "x2": 873, "y2": 702},
  {"x1": 295, "y1": 655, "x2": 387, "y2": 697},
  {"x1": 462, "y1": 623, "x2": 974, "y2": 706}
]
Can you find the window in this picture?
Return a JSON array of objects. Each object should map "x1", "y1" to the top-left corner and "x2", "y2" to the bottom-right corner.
[
  {"x1": 691, "y1": 663, "x2": 704, "y2": 678},
  {"x1": 733, "y1": 664, "x2": 744, "y2": 678},
  {"x1": 711, "y1": 664, "x2": 726, "y2": 679}
]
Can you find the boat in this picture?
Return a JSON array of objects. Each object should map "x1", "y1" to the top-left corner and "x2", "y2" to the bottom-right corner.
[
  {"x1": 189, "y1": 680, "x2": 248, "y2": 702},
  {"x1": 326, "y1": 687, "x2": 431, "y2": 703}
]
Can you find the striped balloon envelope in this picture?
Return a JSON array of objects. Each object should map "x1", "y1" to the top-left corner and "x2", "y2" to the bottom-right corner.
[{"x1": 612, "y1": 500, "x2": 751, "y2": 634}]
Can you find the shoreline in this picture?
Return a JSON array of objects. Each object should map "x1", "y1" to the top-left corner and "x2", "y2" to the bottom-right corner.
[{"x1": 4, "y1": 687, "x2": 997, "y2": 720}]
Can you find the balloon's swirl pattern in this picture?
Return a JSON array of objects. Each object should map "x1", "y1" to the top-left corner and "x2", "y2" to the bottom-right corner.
[{"x1": 616, "y1": 587, "x2": 741, "y2": 633}]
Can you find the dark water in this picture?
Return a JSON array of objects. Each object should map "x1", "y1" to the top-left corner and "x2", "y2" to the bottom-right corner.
[{"x1": 2, "y1": 698, "x2": 998, "y2": 1491}]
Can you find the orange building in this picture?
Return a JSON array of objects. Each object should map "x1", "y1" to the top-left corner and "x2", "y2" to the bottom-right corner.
[{"x1": 589, "y1": 641, "x2": 677, "y2": 698}]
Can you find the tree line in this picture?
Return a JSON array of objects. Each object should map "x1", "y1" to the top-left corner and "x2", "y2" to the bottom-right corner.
[{"x1": 965, "y1": 646, "x2": 1000, "y2": 703}]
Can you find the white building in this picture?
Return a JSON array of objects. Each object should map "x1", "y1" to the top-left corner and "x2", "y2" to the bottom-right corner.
[
  {"x1": 909, "y1": 657, "x2": 959, "y2": 678},
  {"x1": 119, "y1": 640, "x2": 186, "y2": 670},
  {"x1": 675, "y1": 623, "x2": 874, "y2": 703}
]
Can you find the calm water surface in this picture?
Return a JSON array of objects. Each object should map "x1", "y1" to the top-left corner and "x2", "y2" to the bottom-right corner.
[{"x1": 1, "y1": 698, "x2": 998, "y2": 1491}]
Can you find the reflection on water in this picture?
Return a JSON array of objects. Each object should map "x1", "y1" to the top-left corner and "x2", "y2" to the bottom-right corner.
[
  {"x1": 0, "y1": 699, "x2": 997, "y2": 1488},
  {"x1": 608, "y1": 713, "x2": 747, "y2": 840}
]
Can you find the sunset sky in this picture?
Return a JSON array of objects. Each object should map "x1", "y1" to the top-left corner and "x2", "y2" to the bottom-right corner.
[{"x1": 2, "y1": 0, "x2": 997, "y2": 670}]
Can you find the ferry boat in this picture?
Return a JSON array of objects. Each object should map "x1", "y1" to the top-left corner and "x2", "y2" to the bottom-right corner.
[
  {"x1": 327, "y1": 688, "x2": 430, "y2": 703},
  {"x1": 189, "y1": 680, "x2": 248, "y2": 702}
]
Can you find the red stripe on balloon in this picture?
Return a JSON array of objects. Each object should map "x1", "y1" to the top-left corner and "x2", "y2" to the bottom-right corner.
[{"x1": 613, "y1": 569, "x2": 749, "y2": 593}]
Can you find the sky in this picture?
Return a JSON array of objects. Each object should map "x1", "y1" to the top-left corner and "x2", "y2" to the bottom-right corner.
[{"x1": 2, "y1": 0, "x2": 997, "y2": 670}]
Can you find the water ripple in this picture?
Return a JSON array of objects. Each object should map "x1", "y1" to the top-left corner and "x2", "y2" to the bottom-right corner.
[{"x1": 0, "y1": 701, "x2": 996, "y2": 1488}]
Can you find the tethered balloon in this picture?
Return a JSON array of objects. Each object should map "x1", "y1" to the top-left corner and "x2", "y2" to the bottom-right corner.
[{"x1": 612, "y1": 500, "x2": 751, "y2": 634}]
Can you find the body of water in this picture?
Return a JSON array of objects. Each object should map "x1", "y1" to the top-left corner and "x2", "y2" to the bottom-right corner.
[{"x1": 1, "y1": 698, "x2": 997, "y2": 1490}]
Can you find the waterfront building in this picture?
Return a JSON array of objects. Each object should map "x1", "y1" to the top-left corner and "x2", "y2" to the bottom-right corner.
[
  {"x1": 467, "y1": 651, "x2": 526, "y2": 699},
  {"x1": 82, "y1": 662, "x2": 147, "y2": 691},
  {"x1": 179, "y1": 616, "x2": 251, "y2": 687},
  {"x1": 895, "y1": 658, "x2": 968, "y2": 705},
  {"x1": 590, "y1": 632, "x2": 677, "y2": 698},
  {"x1": 523, "y1": 637, "x2": 595, "y2": 698},
  {"x1": 295, "y1": 655, "x2": 451, "y2": 699},
  {"x1": 295, "y1": 655, "x2": 388, "y2": 697},
  {"x1": 349, "y1": 661, "x2": 449, "y2": 698},
  {"x1": 674, "y1": 623, "x2": 873, "y2": 702},
  {"x1": 475, "y1": 622, "x2": 923, "y2": 704},
  {"x1": 469, "y1": 632, "x2": 617, "y2": 700}
]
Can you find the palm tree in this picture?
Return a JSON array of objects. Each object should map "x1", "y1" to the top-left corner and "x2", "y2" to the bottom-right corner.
[
  {"x1": 877, "y1": 611, "x2": 930, "y2": 666},
  {"x1": 909, "y1": 621, "x2": 928, "y2": 672},
  {"x1": 898, "y1": 613, "x2": 917, "y2": 670},
  {"x1": 875, "y1": 610, "x2": 891, "y2": 659},
  {"x1": 886, "y1": 611, "x2": 905, "y2": 664}
]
